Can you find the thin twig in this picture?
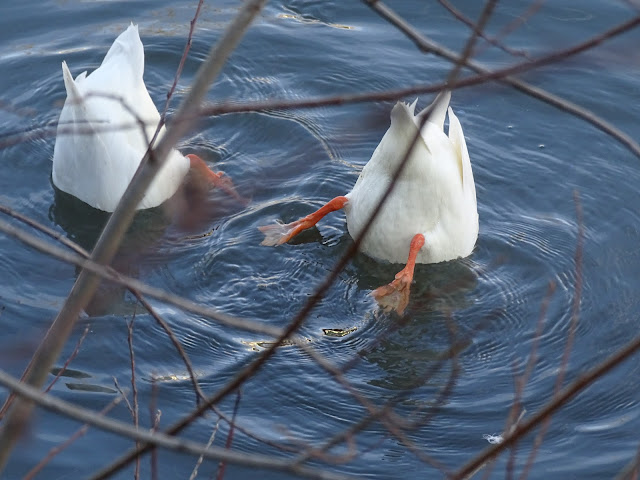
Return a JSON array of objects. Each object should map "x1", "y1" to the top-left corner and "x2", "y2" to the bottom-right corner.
[
  {"x1": 362, "y1": 1, "x2": 640, "y2": 158},
  {"x1": 150, "y1": 375, "x2": 160, "y2": 480},
  {"x1": 113, "y1": 378, "x2": 134, "y2": 418},
  {"x1": 0, "y1": 216, "x2": 283, "y2": 337},
  {"x1": 518, "y1": 192, "x2": 584, "y2": 480},
  {"x1": 44, "y1": 325, "x2": 90, "y2": 393},
  {"x1": 160, "y1": 0, "x2": 205, "y2": 123},
  {"x1": 127, "y1": 315, "x2": 141, "y2": 480},
  {"x1": 146, "y1": 0, "x2": 206, "y2": 154},
  {"x1": 0, "y1": 0, "x2": 268, "y2": 471},
  {"x1": 216, "y1": 390, "x2": 242, "y2": 480},
  {"x1": 22, "y1": 395, "x2": 123, "y2": 480},
  {"x1": 444, "y1": 0, "x2": 500, "y2": 82},
  {"x1": 131, "y1": 292, "x2": 204, "y2": 407},
  {"x1": 438, "y1": 0, "x2": 531, "y2": 59},
  {"x1": 189, "y1": 419, "x2": 221, "y2": 480},
  {"x1": 493, "y1": 0, "x2": 546, "y2": 46},
  {"x1": 505, "y1": 281, "x2": 555, "y2": 479},
  {"x1": 0, "y1": 205, "x2": 88, "y2": 257},
  {"x1": 0, "y1": 368, "x2": 355, "y2": 480}
]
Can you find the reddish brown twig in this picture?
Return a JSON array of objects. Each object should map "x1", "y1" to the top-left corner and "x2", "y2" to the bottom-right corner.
[
  {"x1": 216, "y1": 390, "x2": 242, "y2": 480},
  {"x1": 160, "y1": 0, "x2": 205, "y2": 123},
  {"x1": 504, "y1": 281, "x2": 555, "y2": 479},
  {"x1": 113, "y1": 378, "x2": 134, "y2": 417},
  {"x1": 494, "y1": 0, "x2": 546, "y2": 46},
  {"x1": 149, "y1": 375, "x2": 161, "y2": 480},
  {"x1": 438, "y1": 0, "x2": 532, "y2": 59},
  {"x1": 189, "y1": 419, "x2": 221, "y2": 480},
  {"x1": 147, "y1": 0, "x2": 205, "y2": 152},
  {"x1": 127, "y1": 314, "x2": 140, "y2": 480},
  {"x1": 44, "y1": 325, "x2": 90, "y2": 393},
  {"x1": 22, "y1": 395, "x2": 123, "y2": 480},
  {"x1": 518, "y1": 193, "x2": 584, "y2": 480},
  {"x1": 0, "y1": 325, "x2": 90, "y2": 421},
  {"x1": 131, "y1": 291, "x2": 204, "y2": 406}
]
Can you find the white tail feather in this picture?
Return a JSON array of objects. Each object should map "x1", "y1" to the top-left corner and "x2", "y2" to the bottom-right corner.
[
  {"x1": 416, "y1": 90, "x2": 451, "y2": 130},
  {"x1": 61, "y1": 61, "x2": 81, "y2": 101}
]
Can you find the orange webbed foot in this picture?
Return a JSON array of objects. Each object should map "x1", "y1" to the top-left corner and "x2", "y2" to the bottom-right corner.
[
  {"x1": 371, "y1": 233, "x2": 425, "y2": 315},
  {"x1": 187, "y1": 154, "x2": 248, "y2": 205},
  {"x1": 372, "y1": 269, "x2": 413, "y2": 314},
  {"x1": 208, "y1": 170, "x2": 247, "y2": 204},
  {"x1": 258, "y1": 219, "x2": 311, "y2": 246},
  {"x1": 258, "y1": 196, "x2": 349, "y2": 247}
]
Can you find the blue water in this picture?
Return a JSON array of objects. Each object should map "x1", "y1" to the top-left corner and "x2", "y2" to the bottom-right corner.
[{"x1": 1, "y1": 1, "x2": 640, "y2": 479}]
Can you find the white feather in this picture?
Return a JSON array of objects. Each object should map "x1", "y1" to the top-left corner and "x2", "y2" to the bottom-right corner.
[
  {"x1": 52, "y1": 24, "x2": 190, "y2": 212},
  {"x1": 345, "y1": 93, "x2": 478, "y2": 264}
]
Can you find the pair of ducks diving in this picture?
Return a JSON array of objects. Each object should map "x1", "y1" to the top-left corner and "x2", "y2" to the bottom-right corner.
[{"x1": 52, "y1": 24, "x2": 478, "y2": 314}]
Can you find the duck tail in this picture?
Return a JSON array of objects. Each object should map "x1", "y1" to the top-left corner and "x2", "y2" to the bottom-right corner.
[
  {"x1": 416, "y1": 90, "x2": 451, "y2": 131},
  {"x1": 447, "y1": 106, "x2": 476, "y2": 202},
  {"x1": 101, "y1": 23, "x2": 145, "y2": 79},
  {"x1": 61, "y1": 61, "x2": 82, "y2": 101},
  {"x1": 390, "y1": 100, "x2": 420, "y2": 133}
]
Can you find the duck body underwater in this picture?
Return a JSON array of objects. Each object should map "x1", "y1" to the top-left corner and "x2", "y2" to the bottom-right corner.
[
  {"x1": 52, "y1": 23, "x2": 238, "y2": 213},
  {"x1": 260, "y1": 92, "x2": 478, "y2": 313}
]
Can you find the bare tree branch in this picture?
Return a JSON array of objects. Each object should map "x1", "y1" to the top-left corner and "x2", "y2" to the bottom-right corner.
[
  {"x1": 451, "y1": 333, "x2": 640, "y2": 479},
  {"x1": 362, "y1": 1, "x2": 640, "y2": 158},
  {"x1": 216, "y1": 390, "x2": 242, "y2": 480},
  {"x1": 0, "y1": 216, "x2": 281, "y2": 336},
  {"x1": 127, "y1": 315, "x2": 141, "y2": 480},
  {"x1": 437, "y1": 0, "x2": 532, "y2": 59},
  {"x1": 44, "y1": 325, "x2": 90, "y2": 394},
  {"x1": 160, "y1": 0, "x2": 205, "y2": 123},
  {"x1": 0, "y1": 1, "x2": 637, "y2": 478},
  {"x1": 0, "y1": 0, "x2": 268, "y2": 469},
  {"x1": 0, "y1": 368, "x2": 355, "y2": 480},
  {"x1": 22, "y1": 395, "x2": 123, "y2": 480},
  {"x1": 518, "y1": 192, "x2": 584, "y2": 479}
]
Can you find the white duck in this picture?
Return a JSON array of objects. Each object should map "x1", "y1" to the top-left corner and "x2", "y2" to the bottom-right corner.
[
  {"x1": 259, "y1": 92, "x2": 478, "y2": 313},
  {"x1": 52, "y1": 23, "x2": 238, "y2": 212}
]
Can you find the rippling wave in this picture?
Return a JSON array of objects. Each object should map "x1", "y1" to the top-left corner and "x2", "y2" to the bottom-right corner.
[{"x1": 2, "y1": 1, "x2": 640, "y2": 478}]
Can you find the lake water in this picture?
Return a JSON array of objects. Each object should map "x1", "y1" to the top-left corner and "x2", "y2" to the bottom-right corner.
[{"x1": 1, "y1": 0, "x2": 640, "y2": 479}]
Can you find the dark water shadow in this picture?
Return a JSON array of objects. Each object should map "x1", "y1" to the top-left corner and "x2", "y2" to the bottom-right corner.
[{"x1": 48, "y1": 173, "x2": 247, "y2": 316}]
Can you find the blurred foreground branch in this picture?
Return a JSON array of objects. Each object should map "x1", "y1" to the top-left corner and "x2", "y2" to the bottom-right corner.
[
  {"x1": 452, "y1": 331, "x2": 640, "y2": 478},
  {"x1": 0, "y1": 369, "x2": 355, "y2": 480},
  {"x1": 363, "y1": 0, "x2": 640, "y2": 158},
  {"x1": 0, "y1": 0, "x2": 268, "y2": 471},
  {"x1": 0, "y1": 0, "x2": 639, "y2": 478}
]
